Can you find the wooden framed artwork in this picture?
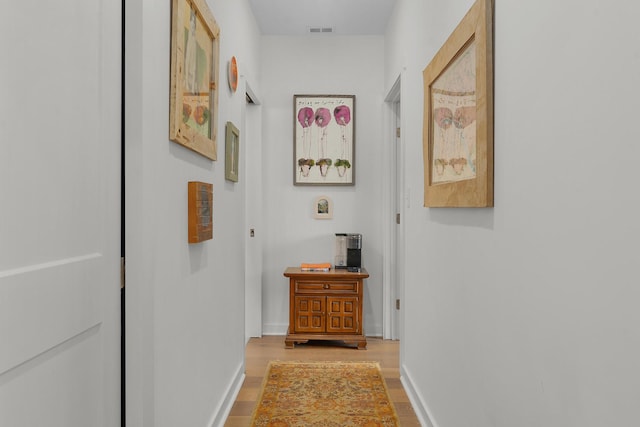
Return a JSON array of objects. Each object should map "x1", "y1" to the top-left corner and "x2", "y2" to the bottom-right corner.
[
  {"x1": 422, "y1": 0, "x2": 493, "y2": 207},
  {"x1": 169, "y1": 0, "x2": 220, "y2": 160},
  {"x1": 313, "y1": 195, "x2": 333, "y2": 219},
  {"x1": 188, "y1": 181, "x2": 213, "y2": 243},
  {"x1": 294, "y1": 95, "x2": 355, "y2": 186},
  {"x1": 225, "y1": 121, "x2": 239, "y2": 182}
]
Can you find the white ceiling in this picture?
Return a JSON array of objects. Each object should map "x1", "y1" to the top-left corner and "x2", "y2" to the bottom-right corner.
[{"x1": 248, "y1": 0, "x2": 397, "y2": 35}]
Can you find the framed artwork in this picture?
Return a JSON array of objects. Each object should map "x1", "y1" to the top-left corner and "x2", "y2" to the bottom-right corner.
[
  {"x1": 294, "y1": 95, "x2": 355, "y2": 186},
  {"x1": 169, "y1": 0, "x2": 220, "y2": 160},
  {"x1": 313, "y1": 196, "x2": 333, "y2": 219},
  {"x1": 225, "y1": 121, "x2": 239, "y2": 182},
  {"x1": 422, "y1": 0, "x2": 493, "y2": 207},
  {"x1": 187, "y1": 181, "x2": 213, "y2": 243}
]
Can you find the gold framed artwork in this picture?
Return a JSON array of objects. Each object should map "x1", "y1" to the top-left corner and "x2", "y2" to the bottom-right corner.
[
  {"x1": 313, "y1": 196, "x2": 333, "y2": 219},
  {"x1": 422, "y1": 0, "x2": 493, "y2": 207},
  {"x1": 169, "y1": 0, "x2": 220, "y2": 160},
  {"x1": 294, "y1": 95, "x2": 355, "y2": 186},
  {"x1": 225, "y1": 121, "x2": 239, "y2": 182}
]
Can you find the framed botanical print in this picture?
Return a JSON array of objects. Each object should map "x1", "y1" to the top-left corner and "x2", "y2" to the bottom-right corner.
[
  {"x1": 294, "y1": 95, "x2": 355, "y2": 186},
  {"x1": 225, "y1": 121, "x2": 239, "y2": 182},
  {"x1": 169, "y1": 0, "x2": 220, "y2": 160},
  {"x1": 422, "y1": 0, "x2": 493, "y2": 207}
]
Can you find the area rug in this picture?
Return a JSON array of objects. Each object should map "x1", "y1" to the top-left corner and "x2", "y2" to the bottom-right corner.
[{"x1": 250, "y1": 361, "x2": 400, "y2": 426}]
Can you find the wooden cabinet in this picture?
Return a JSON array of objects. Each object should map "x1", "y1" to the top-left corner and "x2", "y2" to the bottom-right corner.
[{"x1": 284, "y1": 267, "x2": 369, "y2": 349}]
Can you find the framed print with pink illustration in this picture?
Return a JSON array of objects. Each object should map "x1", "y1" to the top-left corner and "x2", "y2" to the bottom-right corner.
[
  {"x1": 294, "y1": 95, "x2": 355, "y2": 186},
  {"x1": 169, "y1": 0, "x2": 220, "y2": 160},
  {"x1": 422, "y1": 0, "x2": 493, "y2": 207}
]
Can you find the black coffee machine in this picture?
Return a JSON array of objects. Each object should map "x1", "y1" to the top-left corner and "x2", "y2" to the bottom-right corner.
[{"x1": 334, "y1": 233, "x2": 362, "y2": 272}]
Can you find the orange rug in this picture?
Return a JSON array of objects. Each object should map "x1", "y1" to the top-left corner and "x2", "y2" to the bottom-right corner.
[{"x1": 250, "y1": 361, "x2": 400, "y2": 426}]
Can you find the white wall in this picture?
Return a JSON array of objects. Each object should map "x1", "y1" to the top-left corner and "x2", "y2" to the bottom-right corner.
[
  {"x1": 259, "y1": 35, "x2": 386, "y2": 337},
  {"x1": 386, "y1": 0, "x2": 640, "y2": 426},
  {"x1": 125, "y1": 0, "x2": 261, "y2": 425}
]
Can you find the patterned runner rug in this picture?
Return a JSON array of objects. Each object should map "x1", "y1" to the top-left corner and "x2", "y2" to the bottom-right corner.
[{"x1": 250, "y1": 360, "x2": 400, "y2": 426}]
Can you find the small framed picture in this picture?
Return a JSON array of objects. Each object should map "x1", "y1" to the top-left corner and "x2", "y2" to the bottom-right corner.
[
  {"x1": 187, "y1": 181, "x2": 213, "y2": 243},
  {"x1": 225, "y1": 121, "x2": 239, "y2": 182},
  {"x1": 313, "y1": 196, "x2": 333, "y2": 219}
]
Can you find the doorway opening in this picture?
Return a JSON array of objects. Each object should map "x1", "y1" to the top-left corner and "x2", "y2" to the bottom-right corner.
[{"x1": 244, "y1": 82, "x2": 263, "y2": 343}]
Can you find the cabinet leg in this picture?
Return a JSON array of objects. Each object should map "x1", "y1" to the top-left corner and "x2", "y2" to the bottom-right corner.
[{"x1": 285, "y1": 337, "x2": 311, "y2": 348}]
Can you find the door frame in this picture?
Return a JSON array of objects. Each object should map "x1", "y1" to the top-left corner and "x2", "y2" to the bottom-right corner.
[
  {"x1": 383, "y1": 72, "x2": 405, "y2": 341},
  {"x1": 243, "y1": 80, "x2": 263, "y2": 342}
]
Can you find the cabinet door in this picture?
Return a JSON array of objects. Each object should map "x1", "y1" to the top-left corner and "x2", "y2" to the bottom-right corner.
[
  {"x1": 294, "y1": 296, "x2": 325, "y2": 333},
  {"x1": 327, "y1": 297, "x2": 359, "y2": 334}
]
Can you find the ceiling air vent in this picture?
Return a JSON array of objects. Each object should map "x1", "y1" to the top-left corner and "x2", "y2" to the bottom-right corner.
[{"x1": 308, "y1": 26, "x2": 334, "y2": 33}]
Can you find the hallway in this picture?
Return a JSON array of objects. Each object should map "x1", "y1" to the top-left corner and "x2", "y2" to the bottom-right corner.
[{"x1": 224, "y1": 336, "x2": 420, "y2": 426}]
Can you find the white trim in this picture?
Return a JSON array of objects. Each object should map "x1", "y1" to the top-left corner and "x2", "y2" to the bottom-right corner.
[
  {"x1": 243, "y1": 77, "x2": 263, "y2": 342},
  {"x1": 384, "y1": 74, "x2": 402, "y2": 103},
  {"x1": 244, "y1": 79, "x2": 261, "y2": 105},
  {"x1": 208, "y1": 362, "x2": 246, "y2": 427},
  {"x1": 400, "y1": 363, "x2": 439, "y2": 427},
  {"x1": 262, "y1": 323, "x2": 289, "y2": 336},
  {"x1": 396, "y1": 69, "x2": 408, "y2": 356},
  {"x1": 382, "y1": 72, "x2": 404, "y2": 340},
  {"x1": 0, "y1": 253, "x2": 101, "y2": 279},
  {"x1": 381, "y1": 78, "x2": 397, "y2": 340}
]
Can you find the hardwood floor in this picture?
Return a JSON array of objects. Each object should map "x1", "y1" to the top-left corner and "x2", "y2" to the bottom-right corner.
[{"x1": 224, "y1": 336, "x2": 421, "y2": 426}]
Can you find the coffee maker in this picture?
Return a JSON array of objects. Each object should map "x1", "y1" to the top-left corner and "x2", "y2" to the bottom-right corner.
[{"x1": 334, "y1": 233, "x2": 362, "y2": 272}]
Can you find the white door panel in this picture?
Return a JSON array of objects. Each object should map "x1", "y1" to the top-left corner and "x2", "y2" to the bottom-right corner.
[
  {"x1": 0, "y1": 0, "x2": 121, "y2": 425},
  {"x1": 0, "y1": 327, "x2": 102, "y2": 426},
  {"x1": 0, "y1": 255, "x2": 103, "y2": 374}
]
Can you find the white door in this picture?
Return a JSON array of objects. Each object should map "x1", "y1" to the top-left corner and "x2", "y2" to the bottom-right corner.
[{"x1": 0, "y1": 2, "x2": 122, "y2": 426}]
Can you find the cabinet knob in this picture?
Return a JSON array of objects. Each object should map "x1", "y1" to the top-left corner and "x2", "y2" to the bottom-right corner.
[{"x1": 323, "y1": 284, "x2": 330, "y2": 289}]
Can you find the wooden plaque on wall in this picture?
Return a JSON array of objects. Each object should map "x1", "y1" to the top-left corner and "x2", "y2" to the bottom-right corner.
[{"x1": 188, "y1": 181, "x2": 213, "y2": 243}]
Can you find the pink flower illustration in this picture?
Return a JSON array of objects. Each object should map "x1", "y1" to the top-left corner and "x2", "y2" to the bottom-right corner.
[
  {"x1": 453, "y1": 106, "x2": 476, "y2": 129},
  {"x1": 314, "y1": 108, "x2": 331, "y2": 127},
  {"x1": 297, "y1": 107, "x2": 314, "y2": 128},
  {"x1": 334, "y1": 105, "x2": 351, "y2": 126},
  {"x1": 315, "y1": 108, "x2": 331, "y2": 158},
  {"x1": 298, "y1": 107, "x2": 314, "y2": 158},
  {"x1": 434, "y1": 108, "x2": 453, "y2": 129},
  {"x1": 334, "y1": 105, "x2": 351, "y2": 159}
]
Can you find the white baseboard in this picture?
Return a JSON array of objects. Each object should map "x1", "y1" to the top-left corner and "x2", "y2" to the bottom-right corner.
[
  {"x1": 208, "y1": 362, "x2": 246, "y2": 427},
  {"x1": 262, "y1": 323, "x2": 288, "y2": 335},
  {"x1": 400, "y1": 363, "x2": 439, "y2": 427}
]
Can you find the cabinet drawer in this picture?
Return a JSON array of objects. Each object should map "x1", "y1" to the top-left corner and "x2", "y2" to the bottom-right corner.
[{"x1": 294, "y1": 280, "x2": 359, "y2": 294}]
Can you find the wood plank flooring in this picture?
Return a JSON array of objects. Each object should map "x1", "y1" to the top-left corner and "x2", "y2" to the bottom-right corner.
[{"x1": 224, "y1": 336, "x2": 421, "y2": 426}]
